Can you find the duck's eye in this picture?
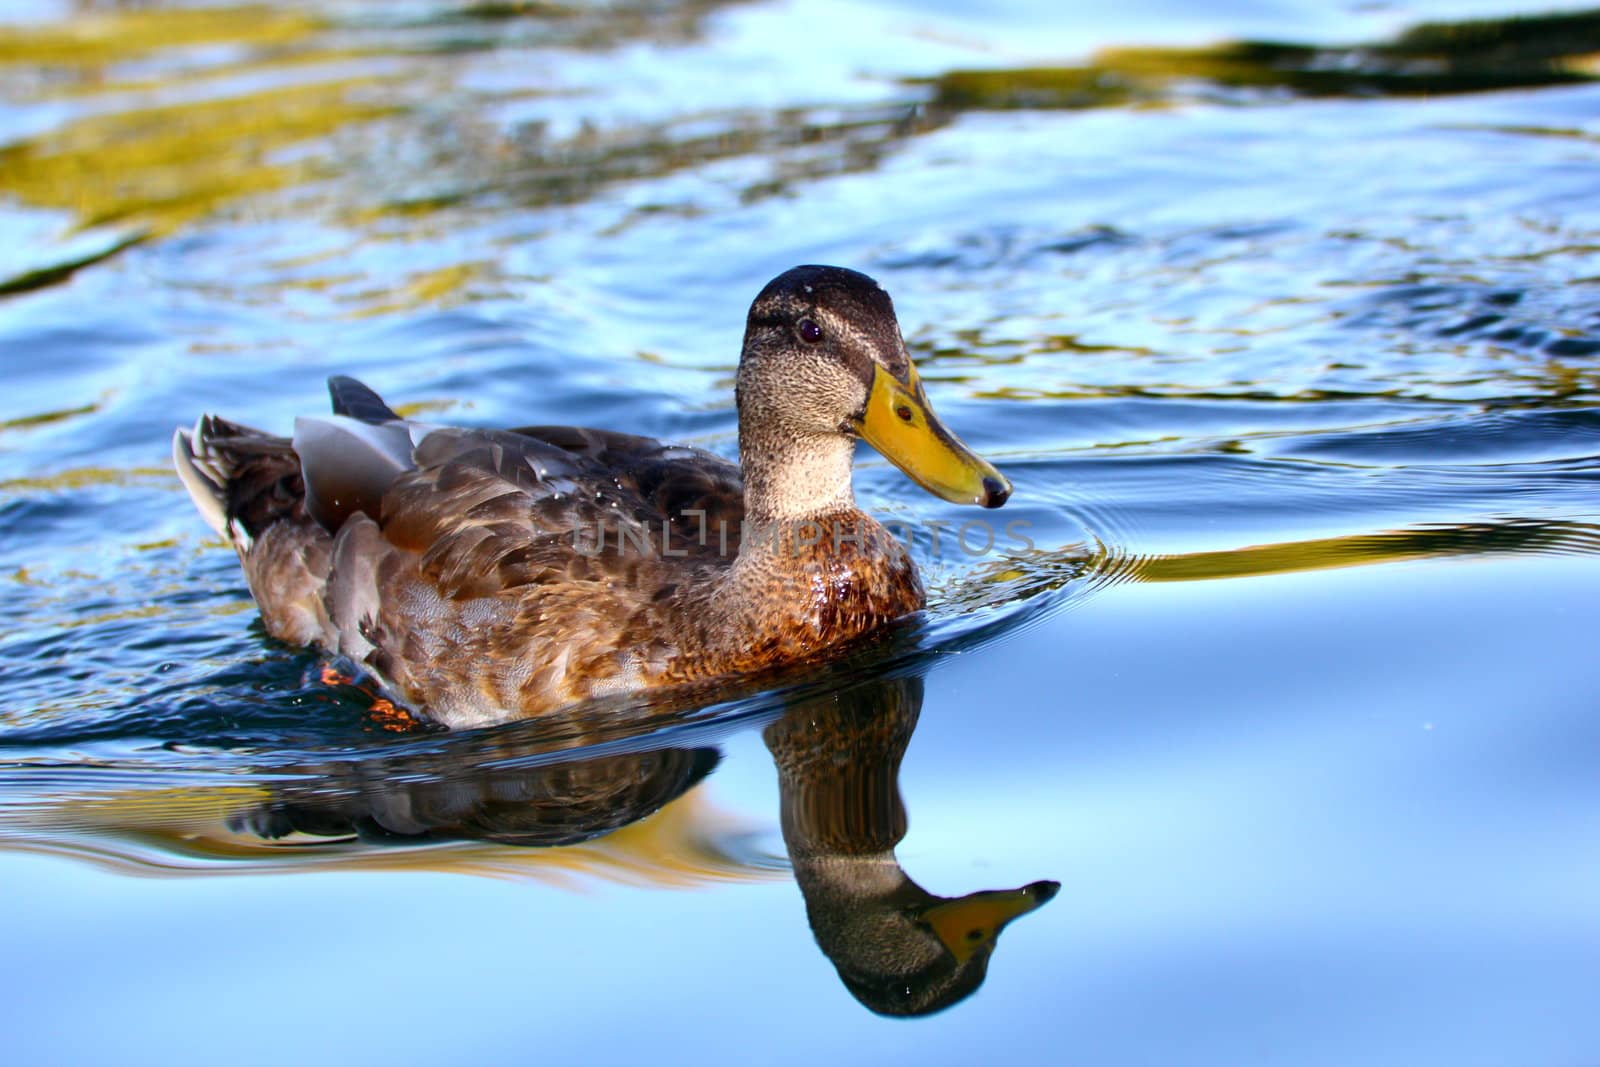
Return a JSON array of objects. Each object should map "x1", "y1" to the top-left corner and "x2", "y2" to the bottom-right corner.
[{"x1": 798, "y1": 318, "x2": 823, "y2": 343}]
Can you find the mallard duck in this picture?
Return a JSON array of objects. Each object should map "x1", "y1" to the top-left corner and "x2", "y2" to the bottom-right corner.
[
  {"x1": 765, "y1": 675, "x2": 1057, "y2": 1015},
  {"x1": 174, "y1": 265, "x2": 1010, "y2": 727}
]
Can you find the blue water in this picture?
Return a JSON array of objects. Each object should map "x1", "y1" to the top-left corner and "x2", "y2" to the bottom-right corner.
[{"x1": 2, "y1": 1, "x2": 1599, "y2": 1063}]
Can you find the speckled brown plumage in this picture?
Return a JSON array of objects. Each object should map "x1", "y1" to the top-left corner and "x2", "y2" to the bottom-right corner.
[{"x1": 173, "y1": 266, "x2": 1004, "y2": 729}]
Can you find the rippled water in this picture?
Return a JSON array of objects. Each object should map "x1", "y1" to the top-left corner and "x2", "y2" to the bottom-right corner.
[{"x1": 3, "y1": 1, "x2": 1599, "y2": 1063}]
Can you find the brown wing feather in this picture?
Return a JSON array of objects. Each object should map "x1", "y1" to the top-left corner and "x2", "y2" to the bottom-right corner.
[
  {"x1": 511, "y1": 424, "x2": 746, "y2": 553},
  {"x1": 381, "y1": 426, "x2": 678, "y2": 596}
]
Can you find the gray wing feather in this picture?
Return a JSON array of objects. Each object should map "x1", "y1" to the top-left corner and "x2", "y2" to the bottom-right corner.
[{"x1": 293, "y1": 415, "x2": 418, "y2": 532}]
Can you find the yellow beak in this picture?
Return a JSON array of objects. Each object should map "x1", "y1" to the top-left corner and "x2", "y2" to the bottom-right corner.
[
  {"x1": 854, "y1": 363, "x2": 1011, "y2": 508},
  {"x1": 918, "y1": 880, "x2": 1060, "y2": 963}
]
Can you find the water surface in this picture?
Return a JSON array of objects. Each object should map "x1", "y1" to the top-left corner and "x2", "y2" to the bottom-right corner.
[{"x1": 2, "y1": 1, "x2": 1599, "y2": 1064}]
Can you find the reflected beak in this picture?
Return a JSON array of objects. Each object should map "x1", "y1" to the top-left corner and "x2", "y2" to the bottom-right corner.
[
  {"x1": 854, "y1": 363, "x2": 1011, "y2": 508},
  {"x1": 918, "y1": 880, "x2": 1060, "y2": 963}
]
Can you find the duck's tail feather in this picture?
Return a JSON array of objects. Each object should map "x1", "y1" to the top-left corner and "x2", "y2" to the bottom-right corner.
[
  {"x1": 328, "y1": 375, "x2": 402, "y2": 425},
  {"x1": 173, "y1": 419, "x2": 230, "y2": 539},
  {"x1": 172, "y1": 415, "x2": 306, "y2": 549}
]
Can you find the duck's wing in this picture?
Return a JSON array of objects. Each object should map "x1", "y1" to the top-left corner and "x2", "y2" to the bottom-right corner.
[
  {"x1": 510, "y1": 424, "x2": 745, "y2": 539},
  {"x1": 294, "y1": 378, "x2": 744, "y2": 609},
  {"x1": 310, "y1": 424, "x2": 650, "y2": 599},
  {"x1": 294, "y1": 377, "x2": 745, "y2": 551}
]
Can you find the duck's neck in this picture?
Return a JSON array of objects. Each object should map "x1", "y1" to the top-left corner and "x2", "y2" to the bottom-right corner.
[
  {"x1": 680, "y1": 424, "x2": 921, "y2": 672},
  {"x1": 738, "y1": 425, "x2": 858, "y2": 524}
]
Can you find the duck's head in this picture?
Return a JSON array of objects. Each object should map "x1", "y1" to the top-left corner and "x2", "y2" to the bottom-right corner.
[{"x1": 737, "y1": 265, "x2": 1010, "y2": 510}]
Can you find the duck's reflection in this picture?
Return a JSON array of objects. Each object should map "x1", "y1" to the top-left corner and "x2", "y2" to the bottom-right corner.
[
  {"x1": 766, "y1": 675, "x2": 1057, "y2": 1015},
  {"x1": 229, "y1": 672, "x2": 1057, "y2": 1016},
  {"x1": 232, "y1": 741, "x2": 719, "y2": 848}
]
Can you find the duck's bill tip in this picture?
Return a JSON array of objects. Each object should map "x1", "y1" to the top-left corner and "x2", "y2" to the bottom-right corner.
[
  {"x1": 857, "y1": 364, "x2": 1011, "y2": 508},
  {"x1": 1024, "y1": 879, "x2": 1061, "y2": 903}
]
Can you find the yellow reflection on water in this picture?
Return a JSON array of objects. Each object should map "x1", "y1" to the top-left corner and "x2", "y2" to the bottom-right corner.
[
  {"x1": 0, "y1": 465, "x2": 173, "y2": 493},
  {"x1": 2, "y1": 784, "x2": 775, "y2": 890},
  {"x1": 0, "y1": 77, "x2": 400, "y2": 235},
  {"x1": 0, "y1": 6, "x2": 322, "y2": 69},
  {"x1": 1133, "y1": 520, "x2": 1600, "y2": 583},
  {"x1": 352, "y1": 261, "x2": 505, "y2": 318},
  {"x1": 927, "y1": 11, "x2": 1600, "y2": 110}
]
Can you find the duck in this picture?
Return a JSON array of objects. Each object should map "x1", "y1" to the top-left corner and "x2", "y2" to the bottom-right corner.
[{"x1": 173, "y1": 265, "x2": 1010, "y2": 728}]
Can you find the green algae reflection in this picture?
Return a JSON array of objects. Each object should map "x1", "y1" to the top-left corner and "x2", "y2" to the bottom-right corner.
[
  {"x1": 928, "y1": 9, "x2": 1600, "y2": 110},
  {"x1": 0, "y1": 3, "x2": 408, "y2": 246},
  {"x1": 0, "y1": 77, "x2": 401, "y2": 236}
]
